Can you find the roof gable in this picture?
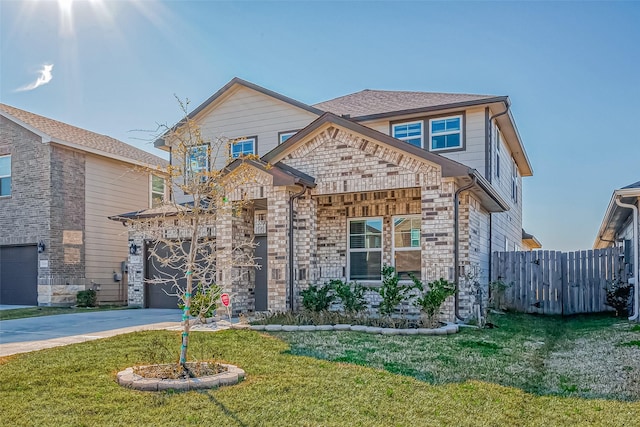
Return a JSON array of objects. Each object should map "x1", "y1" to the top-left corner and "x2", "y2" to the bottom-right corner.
[{"x1": 0, "y1": 104, "x2": 167, "y2": 168}]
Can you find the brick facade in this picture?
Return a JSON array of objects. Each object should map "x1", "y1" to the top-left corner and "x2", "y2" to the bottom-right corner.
[{"x1": 0, "y1": 118, "x2": 87, "y2": 305}]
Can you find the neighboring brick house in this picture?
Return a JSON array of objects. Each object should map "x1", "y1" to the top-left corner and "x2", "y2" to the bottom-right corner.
[
  {"x1": 0, "y1": 104, "x2": 168, "y2": 306},
  {"x1": 120, "y1": 78, "x2": 536, "y2": 320},
  {"x1": 594, "y1": 181, "x2": 639, "y2": 319}
]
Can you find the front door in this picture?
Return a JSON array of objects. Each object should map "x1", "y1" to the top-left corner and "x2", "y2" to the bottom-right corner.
[{"x1": 254, "y1": 235, "x2": 268, "y2": 311}]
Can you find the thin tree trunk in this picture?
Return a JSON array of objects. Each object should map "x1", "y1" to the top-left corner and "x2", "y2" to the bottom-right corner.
[{"x1": 180, "y1": 208, "x2": 201, "y2": 367}]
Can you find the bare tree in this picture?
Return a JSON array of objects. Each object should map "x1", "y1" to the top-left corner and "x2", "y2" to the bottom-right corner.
[{"x1": 129, "y1": 99, "x2": 258, "y2": 367}]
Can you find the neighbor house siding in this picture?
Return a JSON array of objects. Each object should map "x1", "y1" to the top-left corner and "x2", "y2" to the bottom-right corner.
[{"x1": 84, "y1": 155, "x2": 151, "y2": 304}]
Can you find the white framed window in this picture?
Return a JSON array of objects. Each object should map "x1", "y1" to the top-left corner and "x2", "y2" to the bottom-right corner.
[
  {"x1": 150, "y1": 174, "x2": 166, "y2": 208},
  {"x1": 393, "y1": 215, "x2": 421, "y2": 279},
  {"x1": 0, "y1": 155, "x2": 11, "y2": 197},
  {"x1": 278, "y1": 131, "x2": 297, "y2": 145},
  {"x1": 185, "y1": 145, "x2": 209, "y2": 180},
  {"x1": 430, "y1": 115, "x2": 462, "y2": 151},
  {"x1": 512, "y1": 160, "x2": 518, "y2": 203},
  {"x1": 495, "y1": 127, "x2": 501, "y2": 179},
  {"x1": 348, "y1": 217, "x2": 383, "y2": 280},
  {"x1": 231, "y1": 137, "x2": 256, "y2": 158},
  {"x1": 392, "y1": 121, "x2": 423, "y2": 148}
]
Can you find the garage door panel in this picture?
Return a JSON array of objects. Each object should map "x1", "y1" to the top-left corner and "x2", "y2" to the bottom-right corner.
[{"x1": 0, "y1": 245, "x2": 38, "y2": 305}]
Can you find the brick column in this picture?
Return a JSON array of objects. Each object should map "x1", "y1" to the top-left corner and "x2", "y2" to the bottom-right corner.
[
  {"x1": 266, "y1": 187, "x2": 290, "y2": 312},
  {"x1": 292, "y1": 194, "x2": 317, "y2": 310},
  {"x1": 216, "y1": 200, "x2": 234, "y2": 304}
]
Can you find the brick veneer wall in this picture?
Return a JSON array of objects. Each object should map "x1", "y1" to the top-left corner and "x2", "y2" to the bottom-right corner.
[{"x1": 0, "y1": 119, "x2": 87, "y2": 305}]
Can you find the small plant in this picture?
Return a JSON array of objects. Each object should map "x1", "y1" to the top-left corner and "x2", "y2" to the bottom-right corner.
[
  {"x1": 377, "y1": 265, "x2": 414, "y2": 316},
  {"x1": 412, "y1": 277, "x2": 455, "y2": 327},
  {"x1": 489, "y1": 279, "x2": 510, "y2": 310},
  {"x1": 301, "y1": 284, "x2": 335, "y2": 312},
  {"x1": 604, "y1": 276, "x2": 632, "y2": 317},
  {"x1": 76, "y1": 289, "x2": 97, "y2": 307},
  {"x1": 331, "y1": 279, "x2": 367, "y2": 313},
  {"x1": 180, "y1": 282, "x2": 221, "y2": 323}
]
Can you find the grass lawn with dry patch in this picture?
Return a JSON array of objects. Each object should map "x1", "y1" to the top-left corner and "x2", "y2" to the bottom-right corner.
[
  {"x1": 0, "y1": 314, "x2": 639, "y2": 426},
  {"x1": 275, "y1": 312, "x2": 640, "y2": 401}
]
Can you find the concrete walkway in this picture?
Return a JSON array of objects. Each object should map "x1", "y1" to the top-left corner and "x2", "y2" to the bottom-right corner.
[{"x1": 0, "y1": 308, "x2": 183, "y2": 357}]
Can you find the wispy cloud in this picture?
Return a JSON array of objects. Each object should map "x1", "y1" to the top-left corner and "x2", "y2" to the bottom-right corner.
[{"x1": 16, "y1": 64, "x2": 54, "y2": 92}]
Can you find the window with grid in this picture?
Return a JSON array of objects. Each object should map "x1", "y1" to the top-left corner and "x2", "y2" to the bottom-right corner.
[
  {"x1": 392, "y1": 121, "x2": 423, "y2": 148},
  {"x1": 231, "y1": 137, "x2": 255, "y2": 158},
  {"x1": 348, "y1": 218, "x2": 383, "y2": 280},
  {"x1": 150, "y1": 174, "x2": 165, "y2": 208},
  {"x1": 393, "y1": 216, "x2": 421, "y2": 279},
  {"x1": 185, "y1": 145, "x2": 209, "y2": 181},
  {"x1": 430, "y1": 115, "x2": 462, "y2": 150}
]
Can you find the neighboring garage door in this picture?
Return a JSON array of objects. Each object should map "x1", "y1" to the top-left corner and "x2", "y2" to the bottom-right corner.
[
  {"x1": 0, "y1": 245, "x2": 38, "y2": 305},
  {"x1": 145, "y1": 242, "x2": 184, "y2": 309}
]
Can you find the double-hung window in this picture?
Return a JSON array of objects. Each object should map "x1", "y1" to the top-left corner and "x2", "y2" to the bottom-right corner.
[
  {"x1": 150, "y1": 174, "x2": 166, "y2": 208},
  {"x1": 512, "y1": 160, "x2": 518, "y2": 203},
  {"x1": 495, "y1": 129, "x2": 501, "y2": 179},
  {"x1": 430, "y1": 115, "x2": 462, "y2": 151},
  {"x1": 185, "y1": 145, "x2": 209, "y2": 182},
  {"x1": 231, "y1": 137, "x2": 256, "y2": 158},
  {"x1": 393, "y1": 216, "x2": 421, "y2": 279},
  {"x1": 392, "y1": 121, "x2": 423, "y2": 148},
  {"x1": 0, "y1": 155, "x2": 11, "y2": 197},
  {"x1": 348, "y1": 218, "x2": 383, "y2": 280}
]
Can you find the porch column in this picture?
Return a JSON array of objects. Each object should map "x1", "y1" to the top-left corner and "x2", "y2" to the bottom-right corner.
[
  {"x1": 292, "y1": 194, "x2": 317, "y2": 310},
  {"x1": 266, "y1": 187, "x2": 290, "y2": 311},
  {"x1": 216, "y1": 199, "x2": 234, "y2": 308}
]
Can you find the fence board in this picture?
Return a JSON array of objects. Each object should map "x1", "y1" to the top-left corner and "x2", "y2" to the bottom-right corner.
[{"x1": 497, "y1": 247, "x2": 624, "y2": 315}]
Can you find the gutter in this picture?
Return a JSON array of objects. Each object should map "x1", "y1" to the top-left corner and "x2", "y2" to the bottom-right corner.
[
  {"x1": 615, "y1": 197, "x2": 639, "y2": 321},
  {"x1": 289, "y1": 182, "x2": 308, "y2": 311},
  {"x1": 454, "y1": 174, "x2": 477, "y2": 321}
]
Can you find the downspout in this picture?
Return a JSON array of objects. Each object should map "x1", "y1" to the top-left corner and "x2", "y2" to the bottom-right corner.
[
  {"x1": 289, "y1": 183, "x2": 308, "y2": 312},
  {"x1": 486, "y1": 102, "x2": 510, "y2": 300},
  {"x1": 615, "y1": 196, "x2": 639, "y2": 321},
  {"x1": 454, "y1": 174, "x2": 477, "y2": 321}
]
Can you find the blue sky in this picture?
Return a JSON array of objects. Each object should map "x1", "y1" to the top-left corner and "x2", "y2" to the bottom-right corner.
[{"x1": 1, "y1": 0, "x2": 639, "y2": 251}]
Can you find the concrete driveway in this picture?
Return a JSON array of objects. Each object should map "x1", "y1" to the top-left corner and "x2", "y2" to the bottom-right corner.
[{"x1": 0, "y1": 308, "x2": 182, "y2": 356}]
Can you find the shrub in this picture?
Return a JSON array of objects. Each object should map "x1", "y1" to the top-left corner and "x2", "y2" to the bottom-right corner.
[
  {"x1": 377, "y1": 265, "x2": 413, "y2": 316},
  {"x1": 301, "y1": 284, "x2": 335, "y2": 312},
  {"x1": 331, "y1": 279, "x2": 367, "y2": 313},
  {"x1": 412, "y1": 277, "x2": 456, "y2": 323},
  {"x1": 605, "y1": 277, "x2": 632, "y2": 317},
  {"x1": 76, "y1": 289, "x2": 97, "y2": 307},
  {"x1": 180, "y1": 283, "x2": 221, "y2": 322},
  {"x1": 489, "y1": 279, "x2": 510, "y2": 310}
]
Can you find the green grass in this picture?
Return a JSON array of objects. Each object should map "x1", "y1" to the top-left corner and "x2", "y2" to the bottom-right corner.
[
  {"x1": 275, "y1": 313, "x2": 640, "y2": 401},
  {"x1": 0, "y1": 305, "x2": 128, "y2": 321},
  {"x1": 1, "y1": 317, "x2": 639, "y2": 426}
]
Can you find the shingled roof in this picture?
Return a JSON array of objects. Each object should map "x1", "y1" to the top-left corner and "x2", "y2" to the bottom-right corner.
[
  {"x1": 313, "y1": 89, "x2": 504, "y2": 119},
  {"x1": 0, "y1": 104, "x2": 167, "y2": 167}
]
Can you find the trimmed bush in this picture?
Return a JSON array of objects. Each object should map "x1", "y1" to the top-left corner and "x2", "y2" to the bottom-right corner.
[{"x1": 76, "y1": 289, "x2": 97, "y2": 307}]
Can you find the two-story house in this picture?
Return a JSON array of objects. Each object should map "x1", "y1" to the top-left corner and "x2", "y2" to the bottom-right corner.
[
  {"x1": 121, "y1": 78, "x2": 536, "y2": 320},
  {"x1": 0, "y1": 104, "x2": 168, "y2": 306}
]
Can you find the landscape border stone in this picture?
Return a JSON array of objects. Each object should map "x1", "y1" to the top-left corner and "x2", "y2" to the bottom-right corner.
[
  {"x1": 116, "y1": 363, "x2": 245, "y2": 392},
  {"x1": 248, "y1": 322, "x2": 458, "y2": 335}
]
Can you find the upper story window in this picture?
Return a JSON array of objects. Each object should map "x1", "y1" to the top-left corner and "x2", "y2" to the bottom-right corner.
[
  {"x1": 278, "y1": 131, "x2": 298, "y2": 145},
  {"x1": 231, "y1": 137, "x2": 256, "y2": 158},
  {"x1": 348, "y1": 217, "x2": 383, "y2": 281},
  {"x1": 150, "y1": 174, "x2": 166, "y2": 208},
  {"x1": 0, "y1": 155, "x2": 11, "y2": 197},
  {"x1": 392, "y1": 121, "x2": 423, "y2": 148},
  {"x1": 512, "y1": 160, "x2": 518, "y2": 203},
  {"x1": 495, "y1": 129, "x2": 501, "y2": 179},
  {"x1": 393, "y1": 216, "x2": 421, "y2": 279},
  {"x1": 185, "y1": 145, "x2": 209, "y2": 180},
  {"x1": 430, "y1": 115, "x2": 462, "y2": 151}
]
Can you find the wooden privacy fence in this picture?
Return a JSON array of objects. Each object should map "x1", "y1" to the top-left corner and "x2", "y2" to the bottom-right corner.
[{"x1": 492, "y1": 248, "x2": 626, "y2": 315}]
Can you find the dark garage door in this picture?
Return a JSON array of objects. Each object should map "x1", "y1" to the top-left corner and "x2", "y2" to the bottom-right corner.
[
  {"x1": 0, "y1": 245, "x2": 38, "y2": 305},
  {"x1": 145, "y1": 242, "x2": 184, "y2": 309}
]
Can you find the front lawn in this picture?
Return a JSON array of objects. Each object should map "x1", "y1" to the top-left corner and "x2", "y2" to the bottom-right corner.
[
  {"x1": 1, "y1": 315, "x2": 639, "y2": 426},
  {"x1": 275, "y1": 312, "x2": 640, "y2": 401},
  {"x1": 0, "y1": 305, "x2": 128, "y2": 321}
]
